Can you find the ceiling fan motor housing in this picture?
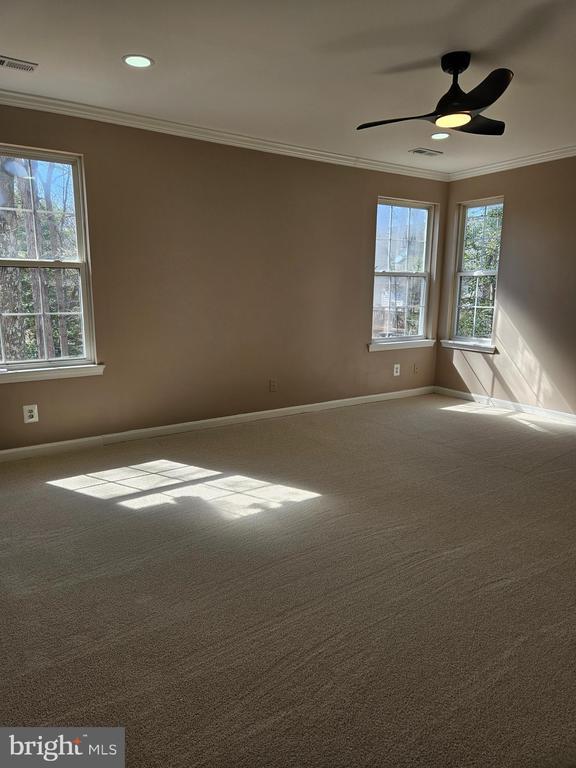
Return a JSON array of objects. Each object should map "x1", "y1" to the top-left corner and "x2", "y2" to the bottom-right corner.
[{"x1": 441, "y1": 51, "x2": 471, "y2": 75}]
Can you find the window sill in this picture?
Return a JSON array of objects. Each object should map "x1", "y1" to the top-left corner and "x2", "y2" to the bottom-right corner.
[
  {"x1": 0, "y1": 363, "x2": 105, "y2": 384},
  {"x1": 368, "y1": 339, "x2": 436, "y2": 352},
  {"x1": 440, "y1": 340, "x2": 497, "y2": 354}
]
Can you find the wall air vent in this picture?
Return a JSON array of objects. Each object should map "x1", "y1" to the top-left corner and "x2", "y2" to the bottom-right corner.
[
  {"x1": 0, "y1": 55, "x2": 38, "y2": 73},
  {"x1": 409, "y1": 147, "x2": 444, "y2": 157}
]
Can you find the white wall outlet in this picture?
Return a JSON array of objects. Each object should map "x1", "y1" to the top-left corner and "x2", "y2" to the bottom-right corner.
[
  {"x1": 23, "y1": 404, "x2": 39, "y2": 423},
  {"x1": 412, "y1": 363, "x2": 419, "y2": 375},
  {"x1": 269, "y1": 378, "x2": 278, "y2": 392},
  {"x1": 393, "y1": 363, "x2": 401, "y2": 377}
]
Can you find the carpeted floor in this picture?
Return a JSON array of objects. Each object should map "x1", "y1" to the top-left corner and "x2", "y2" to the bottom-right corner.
[{"x1": 1, "y1": 394, "x2": 576, "y2": 767}]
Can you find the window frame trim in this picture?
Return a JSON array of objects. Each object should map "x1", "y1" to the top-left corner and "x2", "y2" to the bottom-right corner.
[
  {"x1": 0, "y1": 143, "x2": 98, "y2": 374},
  {"x1": 371, "y1": 196, "x2": 437, "y2": 345},
  {"x1": 450, "y1": 195, "x2": 504, "y2": 345}
]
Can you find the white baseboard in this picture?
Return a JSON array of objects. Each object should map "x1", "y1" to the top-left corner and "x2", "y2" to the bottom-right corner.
[
  {"x1": 433, "y1": 386, "x2": 576, "y2": 425},
  {"x1": 0, "y1": 435, "x2": 105, "y2": 463},
  {"x1": 0, "y1": 386, "x2": 434, "y2": 463},
  {"x1": 4, "y1": 385, "x2": 573, "y2": 464}
]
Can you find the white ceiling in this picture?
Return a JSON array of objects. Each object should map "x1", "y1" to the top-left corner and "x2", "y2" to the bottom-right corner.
[{"x1": 1, "y1": 0, "x2": 575, "y2": 176}]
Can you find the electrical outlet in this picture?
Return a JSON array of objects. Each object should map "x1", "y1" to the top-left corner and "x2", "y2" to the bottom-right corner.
[
  {"x1": 269, "y1": 378, "x2": 278, "y2": 392},
  {"x1": 393, "y1": 363, "x2": 401, "y2": 377},
  {"x1": 412, "y1": 363, "x2": 419, "y2": 375},
  {"x1": 23, "y1": 404, "x2": 39, "y2": 423}
]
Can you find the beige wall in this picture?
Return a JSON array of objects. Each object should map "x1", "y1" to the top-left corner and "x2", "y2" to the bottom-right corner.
[
  {"x1": 435, "y1": 158, "x2": 576, "y2": 415},
  {"x1": 0, "y1": 105, "x2": 447, "y2": 449},
  {"x1": 3, "y1": 105, "x2": 574, "y2": 451}
]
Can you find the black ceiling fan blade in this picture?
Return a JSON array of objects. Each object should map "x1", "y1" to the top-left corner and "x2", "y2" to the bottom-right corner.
[
  {"x1": 459, "y1": 68, "x2": 514, "y2": 112},
  {"x1": 356, "y1": 113, "x2": 436, "y2": 130},
  {"x1": 454, "y1": 115, "x2": 505, "y2": 135}
]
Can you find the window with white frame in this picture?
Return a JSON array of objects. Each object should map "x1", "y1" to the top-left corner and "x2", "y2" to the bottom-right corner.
[
  {"x1": 0, "y1": 147, "x2": 95, "y2": 372},
  {"x1": 453, "y1": 199, "x2": 504, "y2": 341},
  {"x1": 372, "y1": 199, "x2": 433, "y2": 341}
]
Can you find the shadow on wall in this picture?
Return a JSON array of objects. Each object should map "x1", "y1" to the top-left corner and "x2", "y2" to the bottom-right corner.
[{"x1": 442, "y1": 308, "x2": 574, "y2": 414}]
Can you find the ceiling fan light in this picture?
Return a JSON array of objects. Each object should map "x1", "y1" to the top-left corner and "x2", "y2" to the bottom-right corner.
[{"x1": 435, "y1": 113, "x2": 471, "y2": 128}]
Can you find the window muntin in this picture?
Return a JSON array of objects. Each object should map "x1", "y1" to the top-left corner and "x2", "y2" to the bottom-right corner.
[
  {"x1": 453, "y1": 201, "x2": 503, "y2": 341},
  {"x1": 0, "y1": 148, "x2": 94, "y2": 370},
  {"x1": 372, "y1": 200, "x2": 432, "y2": 341}
]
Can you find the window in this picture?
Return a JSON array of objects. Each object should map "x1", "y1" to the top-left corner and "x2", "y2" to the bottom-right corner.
[
  {"x1": 453, "y1": 199, "x2": 504, "y2": 342},
  {"x1": 0, "y1": 147, "x2": 96, "y2": 374},
  {"x1": 372, "y1": 199, "x2": 433, "y2": 342}
]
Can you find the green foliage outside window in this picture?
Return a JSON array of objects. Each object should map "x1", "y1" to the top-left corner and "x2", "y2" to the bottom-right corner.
[
  {"x1": 0, "y1": 155, "x2": 85, "y2": 364},
  {"x1": 455, "y1": 203, "x2": 503, "y2": 340}
]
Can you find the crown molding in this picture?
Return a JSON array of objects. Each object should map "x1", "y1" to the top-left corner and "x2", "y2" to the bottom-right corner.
[
  {"x1": 1, "y1": 88, "x2": 575, "y2": 183},
  {"x1": 0, "y1": 88, "x2": 448, "y2": 181},
  {"x1": 448, "y1": 144, "x2": 576, "y2": 180}
]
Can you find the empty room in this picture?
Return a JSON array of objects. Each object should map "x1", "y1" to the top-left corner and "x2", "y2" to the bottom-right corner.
[{"x1": 1, "y1": 1, "x2": 575, "y2": 766}]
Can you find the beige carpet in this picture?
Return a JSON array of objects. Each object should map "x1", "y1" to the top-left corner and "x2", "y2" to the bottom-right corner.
[{"x1": 1, "y1": 394, "x2": 576, "y2": 767}]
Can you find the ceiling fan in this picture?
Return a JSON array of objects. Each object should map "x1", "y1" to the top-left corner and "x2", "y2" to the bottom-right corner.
[{"x1": 357, "y1": 51, "x2": 513, "y2": 136}]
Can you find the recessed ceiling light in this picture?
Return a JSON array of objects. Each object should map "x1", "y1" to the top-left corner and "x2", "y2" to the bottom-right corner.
[
  {"x1": 431, "y1": 132, "x2": 450, "y2": 140},
  {"x1": 122, "y1": 54, "x2": 154, "y2": 69}
]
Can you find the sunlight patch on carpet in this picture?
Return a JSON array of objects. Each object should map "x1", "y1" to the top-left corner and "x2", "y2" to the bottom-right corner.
[{"x1": 47, "y1": 461, "x2": 320, "y2": 518}]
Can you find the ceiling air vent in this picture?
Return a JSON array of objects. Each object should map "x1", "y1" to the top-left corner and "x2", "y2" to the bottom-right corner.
[
  {"x1": 0, "y1": 55, "x2": 38, "y2": 73},
  {"x1": 409, "y1": 147, "x2": 443, "y2": 157}
]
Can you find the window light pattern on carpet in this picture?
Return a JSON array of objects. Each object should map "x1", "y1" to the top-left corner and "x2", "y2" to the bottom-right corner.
[{"x1": 48, "y1": 460, "x2": 320, "y2": 518}]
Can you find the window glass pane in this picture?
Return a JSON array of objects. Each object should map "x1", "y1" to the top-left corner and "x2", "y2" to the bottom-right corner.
[
  {"x1": 0, "y1": 266, "x2": 85, "y2": 362},
  {"x1": 406, "y1": 306, "x2": 422, "y2": 335},
  {"x1": 455, "y1": 202, "x2": 503, "y2": 341},
  {"x1": 375, "y1": 203, "x2": 429, "y2": 274},
  {"x1": 476, "y1": 275, "x2": 496, "y2": 306},
  {"x1": 409, "y1": 207, "x2": 427, "y2": 242},
  {"x1": 372, "y1": 201, "x2": 430, "y2": 341},
  {"x1": 482, "y1": 207, "x2": 502, "y2": 268},
  {"x1": 40, "y1": 268, "x2": 82, "y2": 313},
  {"x1": 390, "y1": 205, "x2": 409, "y2": 240},
  {"x1": 474, "y1": 308, "x2": 494, "y2": 338},
  {"x1": 463, "y1": 217, "x2": 484, "y2": 270},
  {"x1": 407, "y1": 236, "x2": 425, "y2": 272},
  {"x1": 458, "y1": 276, "x2": 477, "y2": 306},
  {"x1": 372, "y1": 275, "x2": 425, "y2": 339},
  {"x1": 0, "y1": 150, "x2": 91, "y2": 368},
  {"x1": 375, "y1": 204, "x2": 391, "y2": 271},
  {"x1": 40, "y1": 268, "x2": 85, "y2": 359},
  {"x1": 0, "y1": 266, "x2": 41, "y2": 313},
  {"x1": 389, "y1": 238, "x2": 405, "y2": 270},
  {"x1": 1, "y1": 315, "x2": 43, "y2": 362},
  {"x1": 373, "y1": 275, "x2": 390, "y2": 308},
  {"x1": 462, "y1": 202, "x2": 503, "y2": 271},
  {"x1": 35, "y1": 212, "x2": 79, "y2": 261},
  {"x1": 0, "y1": 209, "x2": 37, "y2": 260},
  {"x1": 0, "y1": 157, "x2": 33, "y2": 210},
  {"x1": 390, "y1": 275, "x2": 405, "y2": 306},
  {"x1": 407, "y1": 276, "x2": 424, "y2": 307},
  {"x1": 45, "y1": 313, "x2": 84, "y2": 358},
  {"x1": 456, "y1": 307, "x2": 474, "y2": 338},
  {"x1": 389, "y1": 205, "x2": 409, "y2": 271},
  {"x1": 372, "y1": 275, "x2": 390, "y2": 339},
  {"x1": 407, "y1": 207, "x2": 427, "y2": 271},
  {"x1": 30, "y1": 160, "x2": 76, "y2": 215},
  {"x1": 0, "y1": 157, "x2": 79, "y2": 262},
  {"x1": 456, "y1": 274, "x2": 497, "y2": 339}
]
